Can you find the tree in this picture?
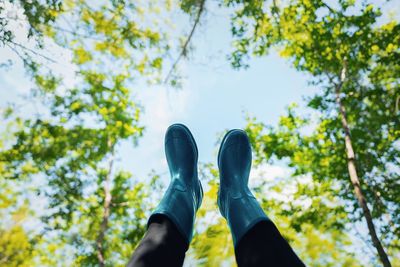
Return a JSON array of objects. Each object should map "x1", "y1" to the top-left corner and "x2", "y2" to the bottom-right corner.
[
  {"x1": 219, "y1": 0, "x2": 399, "y2": 266},
  {"x1": 0, "y1": 0, "x2": 179, "y2": 265}
]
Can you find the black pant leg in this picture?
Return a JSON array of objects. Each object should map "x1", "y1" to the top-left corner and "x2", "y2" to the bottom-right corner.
[
  {"x1": 235, "y1": 221, "x2": 305, "y2": 267},
  {"x1": 128, "y1": 215, "x2": 188, "y2": 267}
]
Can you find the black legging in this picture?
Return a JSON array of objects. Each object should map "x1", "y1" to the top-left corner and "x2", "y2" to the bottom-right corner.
[{"x1": 128, "y1": 215, "x2": 305, "y2": 267}]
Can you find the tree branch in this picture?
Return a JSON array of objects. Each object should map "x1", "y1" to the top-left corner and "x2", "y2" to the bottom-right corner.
[
  {"x1": 7, "y1": 40, "x2": 57, "y2": 64},
  {"x1": 52, "y1": 25, "x2": 105, "y2": 41},
  {"x1": 163, "y1": 0, "x2": 206, "y2": 84}
]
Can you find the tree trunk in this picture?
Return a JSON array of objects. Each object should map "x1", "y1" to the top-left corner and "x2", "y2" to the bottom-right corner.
[
  {"x1": 334, "y1": 68, "x2": 391, "y2": 267},
  {"x1": 96, "y1": 147, "x2": 114, "y2": 267}
]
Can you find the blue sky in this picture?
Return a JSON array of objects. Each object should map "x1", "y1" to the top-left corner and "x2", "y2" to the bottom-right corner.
[
  {"x1": 118, "y1": 7, "x2": 314, "y2": 180},
  {"x1": 0, "y1": 4, "x2": 316, "y2": 223},
  {"x1": 0, "y1": 0, "x2": 314, "y2": 205},
  {"x1": 122, "y1": 0, "x2": 400, "y2": 181},
  {"x1": 2, "y1": 0, "x2": 397, "y2": 181},
  {"x1": 0, "y1": 3, "x2": 311, "y2": 180}
]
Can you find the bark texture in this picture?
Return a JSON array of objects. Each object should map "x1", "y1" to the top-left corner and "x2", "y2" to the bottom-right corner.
[{"x1": 334, "y1": 67, "x2": 391, "y2": 267}]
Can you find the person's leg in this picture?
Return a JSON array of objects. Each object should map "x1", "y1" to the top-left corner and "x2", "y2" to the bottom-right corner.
[
  {"x1": 127, "y1": 215, "x2": 188, "y2": 267},
  {"x1": 128, "y1": 124, "x2": 203, "y2": 267},
  {"x1": 217, "y1": 129, "x2": 304, "y2": 267},
  {"x1": 235, "y1": 221, "x2": 305, "y2": 267}
]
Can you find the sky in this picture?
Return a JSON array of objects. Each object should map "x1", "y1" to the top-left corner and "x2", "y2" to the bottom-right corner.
[
  {"x1": 116, "y1": 6, "x2": 314, "y2": 181},
  {"x1": 0, "y1": 1, "x2": 314, "y2": 180},
  {"x1": 114, "y1": 0, "x2": 400, "y2": 181},
  {"x1": 0, "y1": 0, "x2": 319, "y2": 212},
  {"x1": 3, "y1": 0, "x2": 398, "y2": 181},
  {"x1": 0, "y1": 0, "x2": 315, "y2": 237}
]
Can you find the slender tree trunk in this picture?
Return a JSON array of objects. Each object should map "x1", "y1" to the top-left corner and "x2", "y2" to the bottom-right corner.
[
  {"x1": 96, "y1": 146, "x2": 114, "y2": 267},
  {"x1": 334, "y1": 68, "x2": 391, "y2": 267}
]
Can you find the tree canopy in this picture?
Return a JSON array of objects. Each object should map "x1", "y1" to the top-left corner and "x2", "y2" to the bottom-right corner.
[{"x1": 219, "y1": 0, "x2": 399, "y2": 265}]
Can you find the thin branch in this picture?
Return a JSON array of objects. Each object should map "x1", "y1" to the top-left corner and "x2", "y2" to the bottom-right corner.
[
  {"x1": 5, "y1": 43, "x2": 29, "y2": 65},
  {"x1": 163, "y1": 0, "x2": 206, "y2": 84},
  {"x1": 271, "y1": 0, "x2": 282, "y2": 37},
  {"x1": 52, "y1": 25, "x2": 105, "y2": 41},
  {"x1": 321, "y1": 2, "x2": 336, "y2": 14},
  {"x1": 8, "y1": 40, "x2": 57, "y2": 64}
]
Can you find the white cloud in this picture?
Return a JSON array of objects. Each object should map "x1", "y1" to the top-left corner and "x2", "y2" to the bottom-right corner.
[
  {"x1": 249, "y1": 163, "x2": 316, "y2": 209},
  {"x1": 117, "y1": 86, "x2": 195, "y2": 180},
  {"x1": 249, "y1": 163, "x2": 291, "y2": 186}
]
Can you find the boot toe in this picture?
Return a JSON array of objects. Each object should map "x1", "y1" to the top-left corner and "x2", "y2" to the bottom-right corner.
[
  {"x1": 218, "y1": 129, "x2": 250, "y2": 166},
  {"x1": 165, "y1": 124, "x2": 198, "y2": 155},
  {"x1": 222, "y1": 130, "x2": 249, "y2": 148},
  {"x1": 166, "y1": 124, "x2": 191, "y2": 141}
]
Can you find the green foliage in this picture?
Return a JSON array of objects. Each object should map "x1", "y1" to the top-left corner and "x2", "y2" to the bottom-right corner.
[
  {"x1": 0, "y1": 225, "x2": 33, "y2": 267},
  {"x1": 0, "y1": 0, "x2": 61, "y2": 44},
  {"x1": 0, "y1": 0, "x2": 175, "y2": 265},
  {"x1": 225, "y1": 0, "x2": 399, "y2": 75},
  {"x1": 245, "y1": 101, "x2": 400, "y2": 262},
  {"x1": 0, "y1": 0, "x2": 62, "y2": 70},
  {"x1": 213, "y1": 0, "x2": 400, "y2": 264},
  {"x1": 190, "y1": 170, "x2": 235, "y2": 266},
  {"x1": 0, "y1": 179, "x2": 34, "y2": 267}
]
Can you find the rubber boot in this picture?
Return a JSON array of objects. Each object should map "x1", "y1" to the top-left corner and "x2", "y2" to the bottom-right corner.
[
  {"x1": 217, "y1": 129, "x2": 269, "y2": 247},
  {"x1": 148, "y1": 123, "x2": 203, "y2": 245}
]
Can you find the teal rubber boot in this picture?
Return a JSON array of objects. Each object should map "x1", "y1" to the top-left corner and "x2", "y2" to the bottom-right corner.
[
  {"x1": 217, "y1": 129, "x2": 269, "y2": 247},
  {"x1": 148, "y1": 123, "x2": 203, "y2": 245}
]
